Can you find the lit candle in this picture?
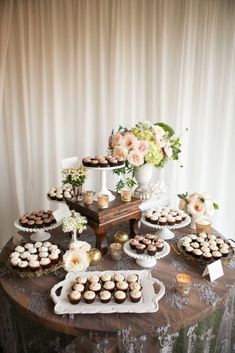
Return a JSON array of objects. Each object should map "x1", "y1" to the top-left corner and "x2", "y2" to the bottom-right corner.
[
  {"x1": 121, "y1": 188, "x2": 132, "y2": 202},
  {"x1": 97, "y1": 194, "x2": 109, "y2": 209},
  {"x1": 176, "y1": 273, "x2": 192, "y2": 296},
  {"x1": 83, "y1": 191, "x2": 95, "y2": 205},
  {"x1": 195, "y1": 219, "x2": 211, "y2": 234},
  {"x1": 109, "y1": 242, "x2": 122, "y2": 261}
]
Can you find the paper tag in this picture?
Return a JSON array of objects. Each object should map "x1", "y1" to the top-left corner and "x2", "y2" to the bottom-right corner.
[
  {"x1": 53, "y1": 205, "x2": 71, "y2": 223},
  {"x1": 202, "y1": 259, "x2": 224, "y2": 282},
  {"x1": 61, "y1": 156, "x2": 78, "y2": 169},
  {"x1": 12, "y1": 233, "x2": 24, "y2": 246}
]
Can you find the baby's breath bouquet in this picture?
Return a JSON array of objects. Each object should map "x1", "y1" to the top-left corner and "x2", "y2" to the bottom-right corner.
[
  {"x1": 62, "y1": 165, "x2": 88, "y2": 186},
  {"x1": 62, "y1": 210, "x2": 88, "y2": 234},
  {"x1": 109, "y1": 121, "x2": 182, "y2": 190}
]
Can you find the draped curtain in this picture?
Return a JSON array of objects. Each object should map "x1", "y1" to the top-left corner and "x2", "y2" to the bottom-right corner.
[{"x1": 0, "y1": 0, "x2": 235, "y2": 248}]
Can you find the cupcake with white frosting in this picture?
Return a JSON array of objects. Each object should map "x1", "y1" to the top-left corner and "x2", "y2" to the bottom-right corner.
[
  {"x1": 99, "y1": 290, "x2": 112, "y2": 304},
  {"x1": 114, "y1": 290, "x2": 126, "y2": 304},
  {"x1": 68, "y1": 290, "x2": 81, "y2": 304},
  {"x1": 83, "y1": 290, "x2": 96, "y2": 304},
  {"x1": 129, "y1": 290, "x2": 142, "y2": 303}
]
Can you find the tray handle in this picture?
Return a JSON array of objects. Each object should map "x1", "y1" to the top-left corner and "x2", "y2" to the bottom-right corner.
[
  {"x1": 51, "y1": 280, "x2": 66, "y2": 304},
  {"x1": 152, "y1": 278, "x2": 165, "y2": 301}
]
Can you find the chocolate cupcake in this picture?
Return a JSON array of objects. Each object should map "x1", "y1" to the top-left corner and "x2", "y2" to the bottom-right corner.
[
  {"x1": 135, "y1": 244, "x2": 146, "y2": 254},
  {"x1": 90, "y1": 159, "x2": 99, "y2": 167},
  {"x1": 39, "y1": 258, "x2": 51, "y2": 268},
  {"x1": 10, "y1": 257, "x2": 20, "y2": 268},
  {"x1": 89, "y1": 282, "x2": 102, "y2": 294},
  {"x1": 155, "y1": 242, "x2": 164, "y2": 252},
  {"x1": 100, "y1": 273, "x2": 112, "y2": 283},
  {"x1": 220, "y1": 247, "x2": 230, "y2": 257},
  {"x1": 129, "y1": 282, "x2": 142, "y2": 291},
  {"x1": 82, "y1": 157, "x2": 92, "y2": 167},
  {"x1": 27, "y1": 220, "x2": 35, "y2": 228},
  {"x1": 114, "y1": 273, "x2": 125, "y2": 283},
  {"x1": 99, "y1": 290, "x2": 112, "y2": 303},
  {"x1": 103, "y1": 281, "x2": 115, "y2": 292},
  {"x1": 142, "y1": 239, "x2": 151, "y2": 246},
  {"x1": 99, "y1": 160, "x2": 109, "y2": 168},
  {"x1": 18, "y1": 260, "x2": 29, "y2": 271},
  {"x1": 29, "y1": 260, "x2": 40, "y2": 271},
  {"x1": 185, "y1": 245, "x2": 194, "y2": 254},
  {"x1": 212, "y1": 250, "x2": 222, "y2": 260},
  {"x1": 126, "y1": 274, "x2": 139, "y2": 283},
  {"x1": 116, "y1": 281, "x2": 129, "y2": 292},
  {"x1": 158, "y1": 217, "x2": 167, "y2": 226},
  {"x1": 147, "y1": 244, "x2": 157, "y2": 256},
  {"x1": 75, "y1": 276, "x2": 87, "y2": 285},
  {"x1": 193, "y1": 249, "x2": 202, "y2": 258},
  {"x1": 114, "y1": 290, "x2": 126, "y2": 304},
  {"x1": 68, "y1": 290, "x2": 81, "y2": 304},
  {"x1": 129, "y1": 239, "x2": 139, "y2": 250},
  {"x1": 72, "y1": 283, "x2": 85, "y2": 293},
  {"x1": 129, "y1": 290, "x2": 142, "y2": 303},
  {"x1": 88, "y1": 275, "x2": 100, "y2": 284},
  {"x1": 83, "y1": 290, "x2": 96, "y2": 304},
  {"x1": 202, "y1": 252, "x2": 212, "y2": 261}
]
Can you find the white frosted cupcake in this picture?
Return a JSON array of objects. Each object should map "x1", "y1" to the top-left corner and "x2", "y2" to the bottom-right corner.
[
  {"x1": 49, "y1": 245, "x2": 58, "y2": 252},
  {"x1": 75, "y1": 276, "x2": 87, "y2": 285},
  {"x1": 15, "y1": 246, "x2": 25, "y2": 253},
  {"x1": 191, "y1": 242, "x2": 200, "y2": 249},
  {"x1": 29, "y1": 247, "x2": 37, "y2": 254},
  {"x1": 34, "y1": 241, "x2": 43, "y2": 249},
  {"x1": 220, "y1": 247, "x2": 230, "y2": 257},
  {"x1": 129, "y1": 282, "x2": 142, "y2": 291},
  {"x1": 114, "y1": 290, "x2": 126, "y2": 304},
  {"x1": 130, "y1": 290, "x2": 142, "y2": 303},
  {"x1": 18, "y1": 260, "x2": 29, "y2": 271},
  {"x1": 72, "y1": 283, "x2": 85, "y2": 293},
  {"x1": 29, "y1": 260, "x2": 40, "y2": 271},
  {"x1": 127, "y1": 274, "x2": 139, "y2": 283},
  {"x1": 43, "y1": 242, "x2": 52, "y2": 248},
  {"x1": 83, "y1": 290, "x2": 96, "y2": 304},
  {"x1": 88, "y1": 275, "x2": 100, "y2": 284},
  {"x1": 99, "y1": 290, "x2": 112, "y2": 303},
  {"x1": 49, "y1": 252, "x2": 59, "y2": 263},
  {"x1": 199, "y1": 232, "x2": 208, "y2": 239},
  {"x1": 100, "y1": 273, "x2": 112, "y2": 283},
  {"x1": 116, "y1": 281, "x2": 129, "y2": 292},
  {"x1": 10, "y1": 251, "x2": 20, "y2": 258},
  {"x1": 103, "y1": 281, "x2": 115, "y2": 292},
  {"x1": 114, "y1": 273, "x2": 125, "y2": 283},
  {"x1": 20, "y1": 251, "x2": 30, "y2": 260},
  {"x1": 212, "y1": 251, "x2": 222, "y2": 260},
  {"x1": 89, "y1": 282, "x2": 101, "y2": 293},
  {"x1": 68, "y1": 290, "x2": 81, "y2": 304},
  {"x1": 193, "y1": 249, "x2": 202, "y2": 258},
  {"x1": 24, "y1": 243, "x2": 34, "y2": 250},
  {"x1": 40, "y1": 258, "x2": 51, "y2": 268},
  {"x1": 39, "y1": 246, "x2": 48, "y2": 253},
  {"x1": 27, "y1": 254, "x2": 38, "y2": 261},
  {"x1": 39, "y1": 252, "x2": 49, "y2": 258},
  {"x1": 10, "y1": 257, "x2": 20, "y2": 268}
]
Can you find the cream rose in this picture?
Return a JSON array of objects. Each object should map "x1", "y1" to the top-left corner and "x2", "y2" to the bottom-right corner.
[
  {"x1": 187, "y1": 199, "x2": 205, "y2": 217},
  {"x1": 63, "y1": 248, "x2": 90, "y2": 273},
  {"x1": 204, "y1": 199, "x2": 215, "y2": 217},
  {"x1": 152, "y1": 125, "x2": 165, "y2": 137},
  {"x1": 111, "y1": 133, "x2": 123, "y2": 147},
  {"x1": 127, "y1": 149, "x2": 144, "y2": 167},
  {"x1": 155, "y1": 134, "x2": 167, "y2": 148},
  {"x1": 137, "y1": 140, "x2": 148, "y2": 156},
  {"x1": 112, "y1": 145, "x2": 128, "y2": 160},
  {"x1": 121, "y1": 133, "x2": 138, "y2": 150},
  {"x1": 164, "y1": 142, "x2": 173, "y2": 158},
  {"x1": 178, "y1": 198, "x2": 187, "y2": 211}
]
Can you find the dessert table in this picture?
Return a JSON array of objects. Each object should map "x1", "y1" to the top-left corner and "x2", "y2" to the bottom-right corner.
[{"x1": 0, "y1": 224, "x2": 235, "y2": 353}]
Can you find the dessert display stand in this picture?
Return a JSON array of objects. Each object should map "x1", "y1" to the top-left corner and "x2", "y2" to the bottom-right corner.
[
  {"x1": 141, "y1": 215, "x2": 191, "y2": 240},
  {"x1": 14, "y1": 220, "x2": 62, "y2": 242},
  {"x1": 87, "y1": 165, "x2": 124, "y2": 201},
  {"x1": 123, "y1": 240, "x2": 170, "y2": 268}
]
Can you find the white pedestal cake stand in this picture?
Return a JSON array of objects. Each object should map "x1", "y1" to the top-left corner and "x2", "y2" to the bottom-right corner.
[
  {"x1": 14, "y1": 220, "x2": 62, "y2": 242},
  {"x1": 141, "y1": 215, "x2": 191, "y2": 240},
  {"x1": 123, "y1": 240, "x2": 170, "y2": 268},
  {"x1": 87, "y1": 164, "x2": 124, "y2": 201}
]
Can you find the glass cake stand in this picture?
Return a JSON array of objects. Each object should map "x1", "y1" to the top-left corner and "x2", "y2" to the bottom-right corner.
[
  {"x1": 141, "y1": 215, "x2": 191, "y2": 240},
  {"x1": 87, "y1": 164, "x2": 124, "y2": 201},
  {"x1": 123, "y1": 240, "x2": 170, "y2": 268},
  {"x1": 14, "y1": 220, "x2": 62, "y2": 242}
]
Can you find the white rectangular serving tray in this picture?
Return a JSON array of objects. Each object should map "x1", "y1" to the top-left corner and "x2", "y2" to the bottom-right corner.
[{"x1": 50, "y1": 270, "x2": 165, "y2": 315}]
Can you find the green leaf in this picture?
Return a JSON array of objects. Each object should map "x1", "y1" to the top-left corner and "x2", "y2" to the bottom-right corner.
[
  {"x1": 213, "y1": 203, "x2": 219, "y2": 209},
  {"x1": 156, "y1": 123, "x2": 175, "y2": 138}
]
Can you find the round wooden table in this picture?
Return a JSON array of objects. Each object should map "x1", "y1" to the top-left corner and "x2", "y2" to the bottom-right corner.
[{"x1": 0, "y1": 224, "x2": 234, "y2": 353}]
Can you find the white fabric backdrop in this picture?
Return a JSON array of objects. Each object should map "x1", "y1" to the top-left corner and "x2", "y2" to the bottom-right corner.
[{"x1": 0, "y1": 0, "x2": 235, "y2": 248}]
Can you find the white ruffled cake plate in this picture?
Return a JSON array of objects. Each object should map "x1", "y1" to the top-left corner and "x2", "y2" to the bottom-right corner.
[
  {"x1": 140, "y1": 215, "x2": 191, "y2": 240},
  {"x1": 123, "y1": 240, "x2": 170, "y2": 268},
  {"x1": 14, "y1": 220, "x2": 62, "y2": 241}
]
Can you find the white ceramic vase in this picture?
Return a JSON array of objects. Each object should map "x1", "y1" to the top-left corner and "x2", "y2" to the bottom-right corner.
[{"x1": 135, "y1": 163, "x2": 154, "y2": 189}]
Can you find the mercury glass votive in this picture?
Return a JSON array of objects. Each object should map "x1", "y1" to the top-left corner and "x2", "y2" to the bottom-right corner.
[
  {"x1": 97, "y1": 194, "x2": 109, "y2": 209},
  {"x1": 109, "y1": 242, "x2": 122, "y2": 261},
  {"x1": 83, "y1": 191, "x2": 95, "y2": 205},
  {"x1": 176, "y1": 273, "x2": 192, "y2": 297},
  {"x1": 120, "y1": 188, "x2": 132, "y2": 202},
  {"x1": 195, "y1": 219, "x2": 211, "y2": 234}
]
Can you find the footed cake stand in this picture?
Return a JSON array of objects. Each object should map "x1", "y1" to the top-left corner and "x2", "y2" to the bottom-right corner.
[
  {"x1": 123, "y1": 240, "x2": 170, "y2": 268},
  {"x1": 87, "y1": 164, "x2": 124, "y2": 201},
  {"x1": 14, "y1": 220, "x2": 62, "y2": 241},
  {"x1": 141, "y1": 215, "x2": 191, "y2": 240}
]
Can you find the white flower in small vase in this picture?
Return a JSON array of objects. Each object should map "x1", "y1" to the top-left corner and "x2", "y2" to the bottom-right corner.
[
  {"x1": 63, "y1": 248, "x2": 90, "y2": 273},
  {"x1": 62, "y1": 210, "x2": 88, "y2": 247}
]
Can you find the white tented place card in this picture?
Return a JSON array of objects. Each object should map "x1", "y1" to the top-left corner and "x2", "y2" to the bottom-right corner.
[
  {"x1": 61, "y1": 156, "x2": 78, "y2": 169},
  {"x1": 202, "y1": 260, "x2": 224, "y2": 282},
  {"x1": 53, "y1": 205, "x2": 71, "y2": 223}
]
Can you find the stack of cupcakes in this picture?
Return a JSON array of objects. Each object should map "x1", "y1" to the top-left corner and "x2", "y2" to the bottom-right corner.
[
  {"x1": 145, "y1": 207, "x2": 187, "y2": 226},
  {"x1": 9, "y1": 241, "x2": 61, "y2": 272},
  {"x1": 129, "y1": 234, "x2": 165, "y2": 256},
  {"x1": 82, "y1": 155, "x2": 124, "y2": 168},
  {"x1": 181, "y1": 233, "x2": 231, "y2": 262},
  {"x1": 19, "y1": 210, "x2": 56, "y2": 228},
  {"x1": 47, "y1": 184, "x2": 74, "y2": 201},
  {"x1": 68, "y1": 272, "x2": 143, "y2": 305}
]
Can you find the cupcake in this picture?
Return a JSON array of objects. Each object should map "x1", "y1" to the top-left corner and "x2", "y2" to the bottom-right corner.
[
  {"x1": 116, "y1": 281, "x2": 129, "y2": 292},
  {"x1": 155, "y1": 242, "x2": 164, "y2": 252},
  {"x1": 191, "y1": 242, "x2": 200, "y2": 249},
  {"x1": 29, "y1": 247, "x2": 37, "y2": 254},
  {"x1": 210, "y1": 245, "x2": 219, "y2": 252},
  {"x1": 10, "y1": 257, "x2": 20, "y2": 268},
  {"x1": 90, "y1": 159, "x2": 99, "y2": 167},
  {"x1": 129, "y1": 290, "x2": 142, "y2": 303},
  {"x1": 182, "y1": 241, "x2": 191, "y2": 250},
  {"x1": 15, "y1": 246, "x2": 25, "y2": 253},
  {"x1": 18, "y1": 260, "x2": 29, "y2": 271},
  {"x1": 39, "y1": 252, "x2": 49, "y2": 258},
  {"x1": 189, "y1": 234, "x2": 197, "y2": 241},
  {"x1": 103, "y1": 281, "x2": 115, "y2": 292},
  {"x1": 39, "y1": 246, "x2": 48, "y2": 253},
  {"x1": 24, "y1": 243, "x2": 34, "y2": 250},
  {"x1": 193, "y1": 249, "x2": 202, "y2": 258},
  {"x1": 167, "y1": 216, "x2": 175, "y2": 226},
  {"x1": 68, "y1": 290, "x2": 81, "y2": 304},
  {"x1": 49, "y1": 244, "x2": 58, "y2": 252},
  {"x1": 27, "y1": 220, "x2": 35, "y2": 227},
  {"x1": 49, "y1": 252, "x2": 59, "y2": 264},
  {"x1": 29, "y1": 260, "x2": 40, "y2": 271},
  {"x1": 216, "y1": 238, "x2": 224, "y2": 246},
  {"x1": 185, "y1": 245, "x2": 194, "y2": 255},
  {"x1": 34, "y1": 241, "x2": 43, "y2": 249},
  {"x1": 134, "y1": 235, "x2": 144, "y2": 242},
  {"x1": 99, "y1": 160, "x2": 108, "y2": 168},
  {"x1": 146, "y1": 234, "x2": 155, "y2": 241},
  {"x1": 147, "y1": 245, "x2": 157, "y2": 256},
  {"x1": 220, "y1": 247, "x2": 230, "y2": 257},
  {"x1": 212, "y1": 251, "x2": 222, "y2": 260},
  {"x1": 149, "y1": 215, "x2": 159, "y2": 224},
  {"x1": 158, "y1": 217, "x2": 167, "y2": 226},
  {"x1": 201, "y1": 245, "x2": 210, "y2": 253},
  {"x1": 27, "y1": 254, "x2": 38, "y2": 261},
  {"x1": 44, "y1": 241, "x2": 52, "y2": 247},
  {"x1": 20, "y1": 251, "x2": 30, "y2": 260},
  {"x1": 88, "y1": 275, "x2": 100, "y2": 284},
  {"x1": 129, "y1": 282, "x2": 142, "y2": 291},
  {"x1": 89, "y1": 282, "x2": 102, "y2": 294},
  {"x1": 199, "y1": 232, "x2": 208, "y2": 239},
  {"x1": 100, "y1": 273, "x2": 112, "y2": 283},
  {"x1": 126, "y1": 274, "x2": 139, "y2": 283},
  {"x1": 142, "y1": 239, "x2": 151, "y2": 246},
  {"x1": 39, "y1": 258, "x2": 51, "y2": 268},
  {"x1": 208, "y1": 234, "x2": 217, "y2": 241},
  {"x1": 83, "y1": 290, "x2": 96, "y2": 304},
  {"x1": 114, "y1": 290, "x2": 126, "y2": 304},
  {"x1": 135, "y1": 244, "x2": 146, "y2": 254},
  {"x1": 72, "y1": 283, "x2": 85, "y2": 293},
  {"x1": 75, "y1": 276, "x2": 87, "y2": 285},
  {"x1": 129, "y1": 239, "x2": 139, "y2": 250},
  {"x1": 82, "y1": 157, "x2": 92, "y2": 167},
  {"x1": 10, "y1": 251, "x2": 20, "y2": 259},
  {"x1": 99, "y1": 290, "x2": 112, "y2": 303},
  {"x1": 114, "y1": 273, "x2": 125, "y2": 283},
  {"x1": 175, "y1": 216, "x2": 182, "y2": 224},
  {"x1": 202, "y1": 252, "x2": 212, "y2": 261}
]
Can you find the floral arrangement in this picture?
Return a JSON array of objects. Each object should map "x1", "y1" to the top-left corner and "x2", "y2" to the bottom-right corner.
[
  {"x1": 62, "y1": 210, "x2": 87, "y2": 234},
  {"x1": 177, "y1": 192, "x2": 219, "y2": 219},
  {"x1": 109, "y1": 121, "x2": 182, "y2": 190},
  {"x1": 62, "y1": 165, "x2": 88, "y2": 186}
]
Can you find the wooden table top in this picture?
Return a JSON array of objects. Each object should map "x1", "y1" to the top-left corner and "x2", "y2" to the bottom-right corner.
[{"x1": 0, "y1": 224, "x2": 234, "y2": 338}]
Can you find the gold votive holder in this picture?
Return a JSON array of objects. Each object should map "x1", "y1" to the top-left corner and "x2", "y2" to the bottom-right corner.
[
  {"x1": 83, "y1": 190, "x2": 95, "y2": 205},
  {"x1": 120, "y1": 188, "x2": 132, "y2": 202},
  {"x1": 195, "y1": 218, "x2": 211, "y2": 234},
  {"x1": 88, "y1": 248, "x2": 102, "y2": 265},
  {"x1": 176, "y1": 273, "x2": 192, "y2": 297},
  {"x1": 97, "y1": 194, "x2": 109, "y2": 209},
  {"x1": 114, "y1": 231, "x2": 129, "y2": 245},
  {"x1": 109, "y1": 242, "x2": 122, "y2": 261}
]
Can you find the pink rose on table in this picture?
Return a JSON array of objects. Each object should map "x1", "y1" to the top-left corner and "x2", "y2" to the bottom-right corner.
[
  {"x1": 111, "y1": 133, "x2": 123, "y2": 147},
  {"x1": 187, "y1": 199, "x2": 205, "y2": 217},
  {"x1": 164, "y1": 142, "x2": 173, "y2": 158},
  {"x1": 127, "y1": 150, "x2": 144, "y2": 167},
  {"x1": 112, "y1": 145, "x2": 128, "y2": 160},
  {"x1": 137, "y1": 140, "x2": 148, "y2": 156},
  {"x1": 121, "y1": 133, "x2": 138, "y2": 150}
]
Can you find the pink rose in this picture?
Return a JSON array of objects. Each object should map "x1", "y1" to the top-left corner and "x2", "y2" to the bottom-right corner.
[
  {"x1": 178, "y1": 199, "x2": 187, "y2": 211},
  {"x1": 187, "y1": 199, "x2": 205, "y2": 217},
  {"x1": 137, "y1": 140, "x2": 148, "y2": 156},
  {"x1": 112, "y1": 145, "x2": 128, "y2": 160},
  {"x1": 111, "y1": 134, "x2": 123, "y2": 147},
  {"x1": 152, "y1": 125, "x2": 165, "y2": 137},
  {"x1": 121, "y1": 133, "x2": 138, "y2": 150},
  {"x1": 164, "y1": 142, "x2": 173, "y2": 158},
  {"x1": 127, "y1": 150, "x2": 144, "y2": 167}
]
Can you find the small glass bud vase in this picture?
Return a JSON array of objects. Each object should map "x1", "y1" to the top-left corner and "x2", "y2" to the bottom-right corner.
[
  {"x1": 97, "y1": 194, "x2": 109, "y2": 209},
  {"x1": 72, "y1": 184, "x2": 83, "y2": 201},
  {"x1": 109, "y1": 243, "x2": 122, "y2": 261}
]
